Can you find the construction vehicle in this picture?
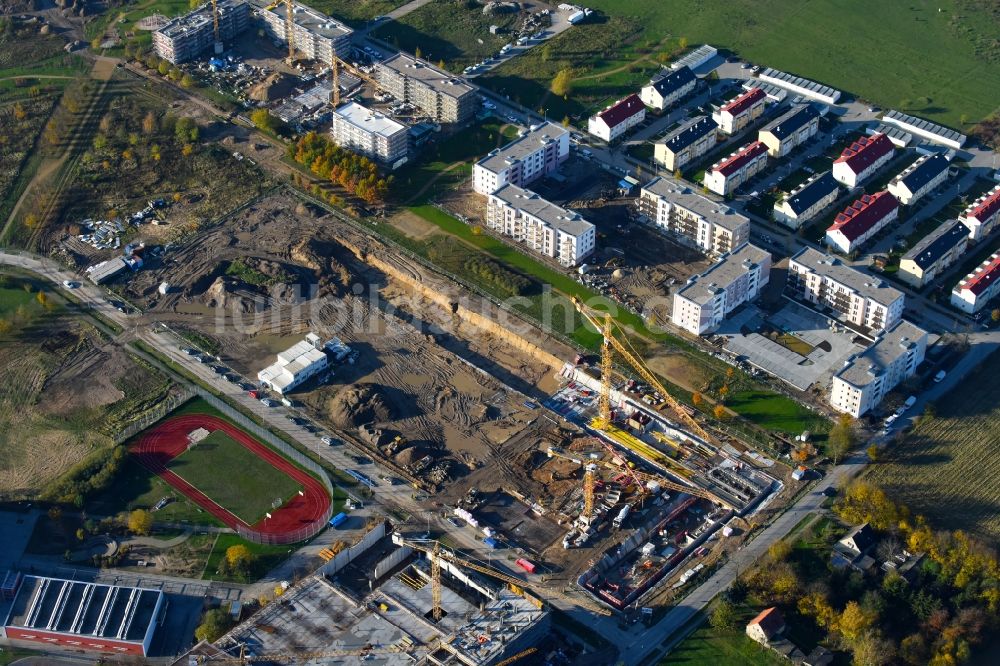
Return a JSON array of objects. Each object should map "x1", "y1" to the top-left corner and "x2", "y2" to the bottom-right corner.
[{"x1": 393, "y1": 534, "x2": 613, "y2": 617}]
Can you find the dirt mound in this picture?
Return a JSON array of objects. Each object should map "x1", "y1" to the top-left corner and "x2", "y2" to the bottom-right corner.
[
  {"x1": 327, "y1": 383, "x2": 395, "y2": 428},
  {"x1": 394, "y1": 447, "x2": 430, "y2": 467},
  {"x1": 291, "y1": 238, "x2": 356, "y2": 296},
  {"x1": 247, "y1": 72, "x2": 296, "y2": 102},
  {"x1": 201, "y1": 276, "x2": 263, "y2": 313}
]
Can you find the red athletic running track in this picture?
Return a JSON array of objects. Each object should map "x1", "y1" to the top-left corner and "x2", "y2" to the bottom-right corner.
[{"x1": 130, "y1": 414, "x2": 330, "y2": 538}]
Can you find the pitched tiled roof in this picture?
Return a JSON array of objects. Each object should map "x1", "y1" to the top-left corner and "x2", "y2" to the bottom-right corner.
[
  {"x1": 966, "y1": 185, "x2": 1000, "y2": 223},
  {"x1": 596, "y1": 94, "x2": 645, "y2": 128},
  {"x1": 721, "y1": 87, "x2": 765, "y2": 117},
  {"x1": 648, "y1": 65, "x2": 695, "y2": 99},
  {"x1": 712, "y1": 141, "x2": 767, "y2": 177},
  {"x1": 828, "y1": 190, "x2": 898, "y2": 241},
  {"x1": 962, "y1": 253, "x2": 1000, "y2": 296},
  {"x1": 833, "y1": 133, "x2": 894, "y2": 174},
  {"x1": 748, "y1": 607, "x2": 785, "y2": 638}
]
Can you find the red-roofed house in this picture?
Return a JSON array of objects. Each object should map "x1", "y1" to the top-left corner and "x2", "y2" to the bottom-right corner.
[
  {"x1": 832, "y1": 133, "x2": 895, "y2": 187},
  {"x1": 746, "y1": 607, "x2": 786, "y2": 645},
  {"x1": 951, "y1": 251, "x2": 1000, "y2": 313},
  {"x1": 712, "y1": 87, "x2": 766, "y2": 134},
  {"x1": 587, "y1": 94, "x2": 646, "y2": 142},
  {"x1": 704, "y1": 141, "x2": 768, "y2": 195},
  {"x1": 960, "y1": 184, "x2": 1000, "y2": 241},
  {"x1": 825, "y1": 190, "x2": 899, "y2": 254}
]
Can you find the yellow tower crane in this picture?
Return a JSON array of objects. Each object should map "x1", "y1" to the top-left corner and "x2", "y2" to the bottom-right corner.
[
  {"x1": 582, "y1": 463, "x2": 597, "y2": 522},
  {"x1": 211, "y1": 0, "x2": 220, "y2": 43},
  {"x1": 284, "y1": 0, "x2": 295, "y2": 63},
  {"x1": 572, "y1": 296, "x2": 716, "y2": 446},
  {"x1": 395, "y1": 535, "x2": 613, "y2": 617},
  {"x1": 494, "y1": 647, "x2": 538, "y2": 666}
]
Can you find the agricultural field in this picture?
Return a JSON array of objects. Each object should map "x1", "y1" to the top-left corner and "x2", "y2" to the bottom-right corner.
[
  {"x1": 865, "y1": 350, "x2": 1000, "y2": 541},
  {"x1": 309, "y1": 0, "x2": 409, "y2": 27},
  {"x1": 0, "y1": 272, "x2": 175, "y2": 501},
  {"x1": 166, "y1": 429, "x2": 303, "y2": 524},
  {"x1": 481, "y1": 0, "x2": 1000, "y2": 128}
]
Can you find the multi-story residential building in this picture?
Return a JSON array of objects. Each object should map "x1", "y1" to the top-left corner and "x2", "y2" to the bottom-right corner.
[
  {"x1": 887, "y1": 154, "x2": 950, "y2": 206},
  {"x1": 653, "y1": 116, "x2": 718, "y2": 172},
  {"x1": 960, "y1": 184, "x2": 1000, "y2": 241},
  {"x1": 472, "y1": 122, "x2": 569, "y2": 195},
  {"x1": 329, "y1": 101, "x2": 409, "y2": 166},
  {"x1": 712, "y1": 87, "x2": 766, "y2": 134},
  {"x1": 831, "y1": 133, "x2": 895, "y2": 188},
  {"x1": 825, "y1": 191, "x2": 900, "y2": 254},
  {"x1": 951, "y1": 251, "x2": 1000, "y2": 313},
  {"x1": 671, "y1": 243, "x2": 771, "y2": 335},
  {"x1": 486, "y1": 184, "x2": 595, "y2": 266},
  {"x1": 757, "y1": 103, "x2": 820, "y2": 157},
  {"x1": 375, "y1": 54, "x2": 478, "y2": 124},
  {"x1": 704, "y1": 140, "x2": 768, "y2": 196},
  {"x1": 640, "y1": 66, "x2": 696, "y2": 112},
  {"x1": 260, "y1": 2, "x2": 352, "y2": 65},
  {"x1": 773, "y1": 171, "x2": 840, "y2": 229},
  {"x1": 786, "y1": 246, "x2": 904, "y2": 333},
  {"x1": 637, "y1": 177, "x2": 750, "y2": 256},
  {"x1": 898, "y1": 220, "x2": 969, "y2": 288},
  {"x1": 153, "y1": 0, "x2": 249, "y2": 63},
  {"x1": 587, "y1": 94, "x2": 646, "y2": 142},
  {"x1": 830, "y1": 319, "x2": 927, "y2": 417}
]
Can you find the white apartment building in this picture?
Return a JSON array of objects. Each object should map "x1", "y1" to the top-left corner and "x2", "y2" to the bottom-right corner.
[
  {"x1": 757, "y1": 103, "x2": 820, "y2": 158},
  {"x1": 887, "y1": 153, "x2": 950, "y2": 206},
  {"x1": 831, "y1": 133, "x2": 894, "y2": 188},
  {"x1": 640, "y1": 66, "x2": 696, "y2": 112},
  {"x1": 153, "y1": 0, "x2": 249, "y2": 63},
  {"x1": 787, "y1": 247, "x2": 904, "y2": 333},
  {"x1": 330, "y1": 101, "x2": 408, "y2": 166},
  {"x1": 258, "y1": 333, "x2": 329, "y2": 394},
  {"x1": 703, "y1": 140, "x2": 768, "y2": 196},
  {"x1": 375, "y1": 54, "x2": 478, "y2": 124},
  {"x1": 587, "y1": 94, "x2": 645, "y2": 142},
  {"x1": 260, "y1": 2, "x2": 352, "y2": 65},
  {"x1": 671, "y1": 243, "x2": 771, "y2": 335},
  {"x1": 960, "y1": 184, "x2": 1000, "y2": 241},
  {"x1": 473, "y1": 122, "x2": 569, "y2": 195},
  {"x1": 830, "y1": 320, "x2": 927, "y2": 417},
  {"x1": 773, "y1": 171, "x2": 840, "y2": 228},
  {"x1": 951, "y1": 252, "x2": 1000, "y2": 313},
  {"x1": 637, "y1": 177, "x2": 750, "y2": 256},
  {"x1": 654, "y1": 115, "x2": 718, "y2": 172},
  {"x1": 712, "y1": 87, "x2": 766, "y2": 135},
  {"x1": 486, "y1": 184, "x2": 595, "y2": 267}
]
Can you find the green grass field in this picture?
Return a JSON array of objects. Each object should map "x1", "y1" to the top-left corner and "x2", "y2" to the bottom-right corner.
[
  {"x1": 203, "y1": 533, "x2": 294, "y2": 582},
  {"x1": 307, "y1": 0, "x2": 408, "y2": 27},
  {"x1": 663, "y1": 611, "x2": 787, "y2": 666},
  {"x1": 167, "y1": 429, "x2": 303, "y2": 524},
  {"x1": 480, "y1": 0, "x2": 1000, "y2": 128}
]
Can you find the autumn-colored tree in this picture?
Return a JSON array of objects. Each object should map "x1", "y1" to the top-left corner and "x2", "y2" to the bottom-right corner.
[
  {"x1": 712, "y1": 404, "x2": 726, "y2": 419},
  {"x1": 414, "y1": 45, "x2": 422, "y2": 60},
  {"x1": 678, "y1": 36, "x2": 689, "y2": 50},
  {"x1": 866, "y1": 444, "x2": 879, "y2": 462},
  {"x1": 798, "y1": 590, "x2": 838, "y2": 629},
  {"x1": 768, "y1": 540, "x2": 792, "y2": 562},
  {"x1": 157, "y1": 61, "x2": 170, "y2": 76},
  {"x1": 561, "y1": 115, "x2": 570, "y2": 127},
  {"x1": 992, "y1": 308, "x2": 1000, "y2": 322},
  {"x1": 718, "y1": 384, "x2": 729, "y2": 398},
  {"x1": 709, "y1": 598, "x2": 737, "y2": 629},
  {"x1": 828, "y1": 414, "x2": 857, "y2": 464},
  {"x1": 181, "y1": 74, "x2": 195, "y2": 89},
  {"x1": 182, "y1": 143, "x2": 194, "y2": 157},
  {"x1": 150, "y1": 144, "x2": 162, "y2": 161},
  {"x1": 838, "y1": 601, "x2": 875, "y2": 644},
  {"x1": 127, "y1": 509, "x2": 153, "y2": 535},
  {"x1": 142, "y1": 111, "x2": 157, "y2": 135},
  {"x1": 551, "y1": 68, "x2": 574, "y2": 97},
  {"x1": 726, "y1": 366, "x2": 735, "y2": 379},
  {"x1": 225, "y1": 544, "x2": 254, "y2": 568},
  {"x1": 691, "y1": 392, "x2": 702, "y2": 406},
  {"x1": 13, "y1": 102, "x2": 26, "y2": 121},
  {"x1": 835, "y1": 481, "x2": 907, "y2": 532}
]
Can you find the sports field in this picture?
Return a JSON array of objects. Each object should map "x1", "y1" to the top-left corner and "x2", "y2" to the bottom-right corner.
[
  {"x1": 479, "y1": 0, "x2": 1000, "y2": 128},
  {"x1": 166, "y1": 430, "x2": 302, "y2": 524}
]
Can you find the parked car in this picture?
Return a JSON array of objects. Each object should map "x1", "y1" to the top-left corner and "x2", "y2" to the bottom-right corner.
[
  {"x1": 934, "y1": 370, "x2": 946, "y2": 383},
  {"x1": 321, "y1": 436, "x2": 339, "y2": 446},
  {"x1": 62, "y1": 280, "x2": 80, "y2": 289}
]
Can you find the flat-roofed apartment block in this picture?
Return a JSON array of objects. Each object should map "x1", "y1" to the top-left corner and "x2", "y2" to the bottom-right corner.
[
  {"x1": 260, "y1": 2, "x2": 352, "y2": 65},
  {"x1": 640, "y1": 65, "x2": 696, "y2": 112},
  {"x1": 773, "y1": 171, "x2": 840, "y2": 229},
  {"x1": 951, "y1": 251, "x2": 1000, "y2": 313},
  {"x1": 637, "y1": 176, "x2": 750, "y2": 256},
  {"x1": 825, "y1": 190, "x2": 899, "y2": 254},
  {"x1": 712, "y1": 87, "x2": 766, "y2": 134},
  {"x1": 672, "y1": 243, "x2": 771, "y2": 334},
  {"x1": 898, "y1": 220, "x2": 969, "y2": 288},
  {"x1": 757, "y1": 103, "x2": 820, "y2": 157},
  {"x1": 153, "y1": 0, "x2": 249, "y2": 64},
  {"x1": 375, "y1": 54, "x2": 477, "y2": 124},
  {"x1": 787, "y1": 246, "x2": 904, "y2": 334},
  {"x1": 703, "y1": 140, "x2": 768, "y2": 196},
  {"x1": 654, "y1": 116, "x2": 718, "y2": 172},
  {"x1": 830, "y1": 319, "x2": 927, "y2": 417},
  {"x1": 887, "y1": 153, "x2": 950, "y2": 206},
  {"x1": 330, "y1": 101, "x2": 408, "y2": 166},
  {"x1": 2, "y1": 574, "x2": 164, "y2": 657},
  {"x1": 831, "y1": 133, "x2": 895, "y2": 188},
  {"x1": 960, "y1": 184, "x2": 1000, "y2": 241},
  {"x1": 486, "y1": 184, "x2": 595, "y2": 266},
  {"x1": 473, "y1": 121, "x2": 569, "y2": 195}
]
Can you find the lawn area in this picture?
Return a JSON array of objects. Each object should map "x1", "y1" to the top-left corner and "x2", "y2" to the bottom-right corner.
[
  {"x1": 167, "y1": 429, "x2": 303, "y2": 525},
  {"x1": 308, "y1": 0, "x2": 408, "y2": 27},
  {"x1": 663, "y1": 611, "x2": 787, "y2": 666},
  {"x1": 726, "y1": 390, "x2": 829, "y2": 438},
  {"x1": 865, "y1": 348, "x2": 1000, "y2": 541},
  {"x1": 0, "y1": 275, "x2": 48, "y2": 319},
  {"x1": 203, "y1": 533, "x2": 295, "y2": 582},
  {"x1": 482, "y1": 0, "x2": 1000, "y2": 129}
]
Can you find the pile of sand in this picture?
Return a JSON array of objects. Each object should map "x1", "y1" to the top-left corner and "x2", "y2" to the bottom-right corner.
[
  {"x1": 327, "y1": 383, "x2": 395, "y2": 428},
  {"x1": 291, "y1": 238, "x2": 356, "y2": 296},
  {"x1": 247, "y1": 72, "x2": 296, "y2": 102},
  {"x1": 201, "y1": 276, "x2": 261, "y2": 313},
  {"x1": 394, "y1": 447, "x2": 430, "y2": 467}
]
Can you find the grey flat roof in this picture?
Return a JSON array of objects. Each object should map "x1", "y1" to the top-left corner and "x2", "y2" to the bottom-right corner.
[
  {"x1": 157, "y1": 0, "x2": 246, "y2": 38},
  {"x1": 492, "y1": 184, "x2": 594, "y2": 236},
  {"x1": 902, "y1": 219, "x2": 968, "y2": 270},
  {"x1": 264, "y1": 2, "x2": 352, "y2": 40},
  {"x1": 677, "y1": 243, "x2": 770, "y2": 306},
  {"x1": 333, "y1": 101, "x2": 406, "y2": 138},
  {"x1": 641, "y1": 176, "x2": 749, "y2": 233},
  {"x1": 883, "y1": 109, "x2": 966, "y2": 145},
  {"x1": 671, "y1": 44, "x2": 717, "y2": 70},
  {"x1": 379, "y1": 53, "x2": 476, "y2": 99},
  {"x1": 836, "y1": 319, "x2": 926, "y2": 388},
  {"x1": 790, "y1": 246, "x2": 903, "y2": 305},
  {"x1": 476, "y1": 122, "x2": 567, "y2": 173},
  {"x1": 759, "y1": 68, "x2": 840, "y2": 100}
]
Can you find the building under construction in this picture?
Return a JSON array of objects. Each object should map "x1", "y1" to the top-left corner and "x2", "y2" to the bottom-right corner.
[
  {"x1": 214, "y1": 522, "x2": 552, "y2": 666},
  {"x1": 153, "y1": 0, "x2": 250, "y2": 64},
  {"x1": 375, "y1": 54, "x2": 479, "y2": 124},
  {"x1": 259, "y1": 1, "x2": 353, "y2": 65}
]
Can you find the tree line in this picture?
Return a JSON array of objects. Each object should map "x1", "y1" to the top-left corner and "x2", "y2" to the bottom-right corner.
[{"x1": 288, "y1": 132, "x2": 391, "y2": 205}]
